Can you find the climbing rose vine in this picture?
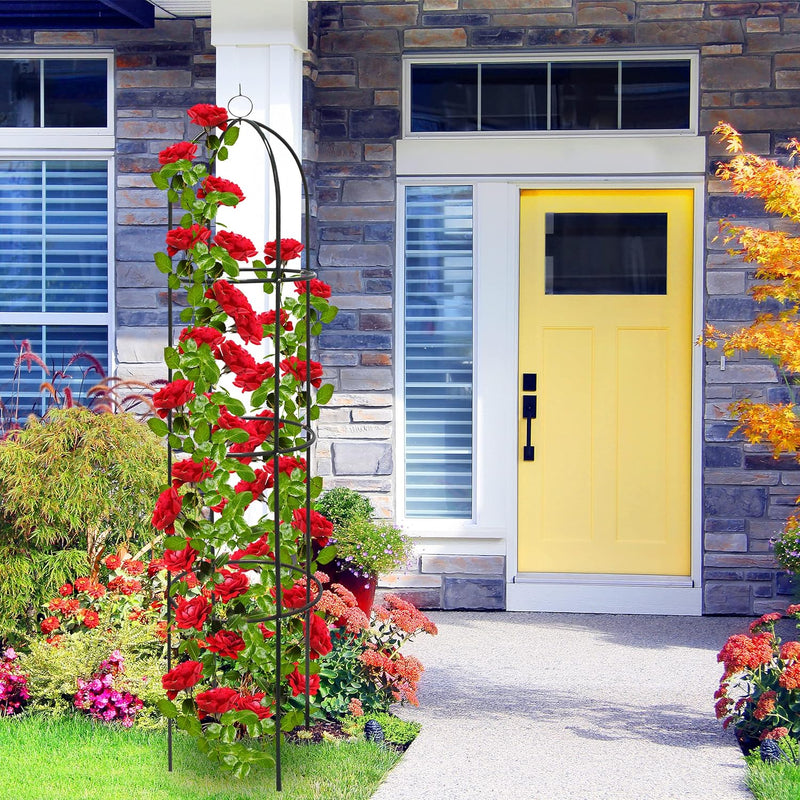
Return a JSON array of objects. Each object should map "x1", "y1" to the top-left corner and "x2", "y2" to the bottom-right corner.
[{"x1": 149, "y1": 103, "x2": 338, "y2": 777}]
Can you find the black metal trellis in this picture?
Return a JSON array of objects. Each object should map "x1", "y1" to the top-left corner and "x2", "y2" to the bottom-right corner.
[{"x1": 164, "y1": 94, "x2": 320, "y2": 792}]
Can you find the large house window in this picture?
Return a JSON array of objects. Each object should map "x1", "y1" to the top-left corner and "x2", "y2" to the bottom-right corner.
[
  {"x1": 408, "y1": 55, "x2": 692, "y2": 134},
  {"x1": 403, "y1": 186, "x2": 474, "y2": 519},
  {"x1": 0, "y1": 54, "x2": 112, "y2": 426}
]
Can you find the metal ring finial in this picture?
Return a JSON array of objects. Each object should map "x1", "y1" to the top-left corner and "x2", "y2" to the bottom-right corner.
[{"x1": 227, "y1": 86, "x2": 254, "y2": 118}]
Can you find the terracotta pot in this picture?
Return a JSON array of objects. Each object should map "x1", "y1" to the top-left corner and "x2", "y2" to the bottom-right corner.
[{"x1": 326, "y1": 562, "x2": 377, "y2": 616}]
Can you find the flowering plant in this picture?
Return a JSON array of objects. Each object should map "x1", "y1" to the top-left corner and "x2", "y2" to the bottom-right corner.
[
  {"x1": 149, "y1": 103, "x2": 337, "y2": 777},
  {"x1": 715, "y1": 606, "x2": 800, "y2": 745},
  {"x1": 74, "y1": 650, "x2": 144, "y2": 727},
  {"x1": 0, "y1": 647, "x2": 28, "y2": 715},
  {"x1": 329, "y1": 517, "x2": 413, "y2": 579}
]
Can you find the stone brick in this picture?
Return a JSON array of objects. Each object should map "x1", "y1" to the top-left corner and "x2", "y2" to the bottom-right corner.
[
  {"x1": 707, "y1": 271, "x2": 746, "y2": 295},
  {"x1": 374, "y1": 90, "x2": 400, "y2": 106},
  {"x1": 737, "y1": 33, "x2": 800, "y2": 54},
  {"x1": 423, "y1": 0, "x2": 459, "y2": 8},
  {"x1": 746, "y1": 17, "x2": 782, "y2": 33},
  {"x1": 318, "y1": 244, "x2": 393, "y2": 267},
  {"x1": 334, "y1": 295, "x2": 393, "y2": 310},
  {"x1": 364, "y1": 223, "x2": 394, "y2": 241},
  {"x1": 706, "y1": 363, "x2": 777, "y2": 383},
  {"x1": 320, "y1": 225, "x2": 362, "y2": 242},
  {"x1": 745, "y1": 455, "x2": 800, "y2": 470},
  {"x1": 98, "y1": 19, "x2": 193, "y2": 43},
  {"x1": 776, "y1": 71, "x2": 800, "y2": 89},
  {"x1": 331, "y1": 442, "x2": 393, "y2": 475},
  {"x1": 320, "y1": 30, "x2": 401, "y2": 54},
  {"x1": 421, "y1": 555, "x2": 505, "y2": 575},
  {"x1": 639, "y1": 4, "x2": 705, "y2": 20},
  {"x1": 340, "y1": 367, "x2": 394, "y2": 390},
  {"x1": 361, "y1": 312, "x2": 392, "y2": 331},
  {"x1": 378, "y1": 573, "x2": 442, "y2": 589},
  {"x1": 116, "y1": 227, "x2": 163, "y2": 261},
  {"x1": 705, "y1": 446, "x2": 742, "y2": 468},
  {"x1": 116, "y1": 261, "x2": 163, "y2": 288},
  {"x1": 343, "y1": 4, "x2": 419, "y2": 26},
  {"x1": 404, "y1": 28, "x2": 468, "y2": 47},
  {"x1": 704, "y1": 583, "x2": 751, "y2": 614},
  {"x1": 702, "y1": 57, "x2": 772, "y2": 90},
  {"x1": 753, "y1": 585, "x2": 774, "y2": 598},
  {"x1": 117, "y1": 70, "x2": 192, "y2": 89},
  {"x1": 34, "y1": 30, "x2": 94, "y2": 45},
  {"x1": 117, "y1": 209, "x2": 169, "y2": 225},
  {"x1": 753, "y1": 599, "x2": 787, "y2": 613},
  {"x1": 116, "y1": 189, "x2": 167, "y2": 208},
  {"x1": 365, "y1": 143, "x2": 394, "y2": 161},
  {"x1": 777, "y1": 572, "x2": 797, "y2": 595},
  {"x1": 327, "y1": 393, "x2": 393, "y2": 408},
  {"x1": 494, "y1": 13, "x2": 574, "y2": 25},
  {"x1": 423, "y1": 13, "x2": 492, "y2": 26},
  {"x1": 702, "y1": 92, "x2": 732, "y2": 107},
  {"x1": 317, "y1": 142, "x2": 362, "y2": 162},
  {"x1": 701, "y1": 44, "x2": 744, "y2": 55},
  {"x1": 576, "y1": 1, "x2": 635, "y2": 24},
  {"x1": 352, "y1": 407, "x2": 393, "y2": 422},
  {"x1": 116, "y1": 327, "x2": 168, "y2": 363},
  {"x1": 317, "y1": 163, "x2": 392, "y2": 178},
  {"x1": 318, "y1": 205, "x2": 396, "y2": 222},
  {"x1": 703, "y1": 569, "x2": 745, "y2": 581},
  {"x1": 527, "y1": 27, "x2": 634, "y2": 45},
  {"x1": 326, "y1": 311, "x2": 358, "y2": 331},
  {"x1": 316, "y1": 74, "x2": 357, "y2": 89},
  {"x1": 705, "y1": 553, "x2": 777, "y2": 568},
  {"x1": 319, "y1": 352, "x2": 359, "y2": 366},
  {"x1": 316, "y1": 88, "x2": 373, "y2": 108},
  {"x1": 317, "y1": 269, "x2": 363, "y2": 292},
  {"x1": 704, "y1": 533, "x2": 748, "y2": 552},
  {"x1": 637, "y1": 20, "x2": 744, "y2": 46},
  {"x1": 320, "y1": 422, "x2": 391, "y2": 440},
  {"x1": 705, "y1": 486, "x2": 768, "y2": 517},
  {"x1": 377, "y1": 587, "x2": 441, "y2": 609},
  {"x1": 463, "y1": 0, "x2": 571, "y2": 6},
  {"x1": 350, "y1": 108, "x2": 401, "y2": 138},
  {"x1": 705, "y1": 518, "x2": 747, "y2": 532},
  {"x1": 319, "y1": 332, "x2": 392, "y2": 351},
  {"x1": 472, "y1": 27, "x2": 526, "y2": 46},
  {"x1": 342, "y1": 180, "x2": 395, "y2": 203},
  {"x1": 357, "y1": 56, "x2": 402, "y2": 89},
  {"x1": 442, "y1": 577, "x2": 505, "y2": 610}
]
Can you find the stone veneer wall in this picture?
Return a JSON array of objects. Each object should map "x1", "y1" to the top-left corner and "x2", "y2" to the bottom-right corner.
[
  {"x1": 305, "y1": 0, "x2": 800, "y2": 613},
  {"x1": 0, "y1": 19, "x2": 216, "y2": 388}
]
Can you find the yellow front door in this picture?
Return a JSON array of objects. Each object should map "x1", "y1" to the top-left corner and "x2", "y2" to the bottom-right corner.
[{"x1": 518, "y1": 189, "x2": 693, "y2": 575}]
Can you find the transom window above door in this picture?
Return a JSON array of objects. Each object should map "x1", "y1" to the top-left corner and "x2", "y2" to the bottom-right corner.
[{"x1": 406, "y1": 54, "x2": 694, "y2": 136}]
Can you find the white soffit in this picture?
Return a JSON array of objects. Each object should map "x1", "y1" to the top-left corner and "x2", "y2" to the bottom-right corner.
[{"x1": 149, "y1": 1, "x2": 211, "y2": 17}]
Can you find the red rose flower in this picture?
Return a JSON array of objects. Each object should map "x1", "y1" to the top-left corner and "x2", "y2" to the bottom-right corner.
[
  {"x1": 207, "y1": 279, "x2": 252, "y2": 316},
  {"x1": 178, "y1": 326, "x2": 224, "y2": 357},
  {"x1": 163, "y1": 539, "x2": 198, "y2": 575},
  {"x1": 263, "y1": 238, "x2": 304, "y2": 265},
  {"x1": 165, "y1": 223, "x2": 211, "y2": 258},
  {"x1": 280, "y1": 356, "x2": 324, "y2": 388},
  {"x1": 152, "y1": 379, "x2": 196, "y2": 419},
  {"x1": 233, "y1": 692, "x2": 273, "y2": 719},
  {"x1": 229, "y1": 534, "x2": 274, "y2": 563},
  {"x1": 151, "y1": 487, "x2": 183, "y2": 534},
  {"x1": 303, "y1": 613, "x2": 332, "y2": 659},
  {"x1": 263, "y1": 456, "x2": 307, "y2": 487},
  {"x1": 195, "y1": 686, "x2": 238, "y2": 715},
  {"x1": 258, "y1": 623, "x2": 275, "y2": 639},
  {"x1": 171, "y1": 457, "x2": 217, "y2": 486},
  {"x1": 82, "y1": 610, "x2": 100, "y2": 629},
  {"x1": 58, "y1": 583, "x2": 73, "y2": 597},
  {"x1": 272, "y1": 581, "x2": 309, "y2": 610},
  {"x1": 197, "y1": 175, "x2": 245, "y2": 202},
  {"x1": 287, "y1": 665, "x2": 320, "y2": 697},
  {"x1": 259, "y1": 308, "x2": 294, "y2": 334},
  {"x1": 201, "y1": 629, "x2": 246, "y2": 659},
  {"x1": 161, "y1": 660, "x2": 204, "y2": 700},
  {"x1": 188, "y1": 103, "x2": 228, "y2": 131},
  {"x1": 294, "y1": 278, "x2": 331, "y2": 299},
  {"x1": 105, "y1": 554, "x2": 121, "y2": 570},
  {"x1": 174, "y1": 595, "x2": 211, "y2": 631},
  {"x1": 158, "y1": 141, "x2": 197, "y2": 165},
  {"x1": 214, "y1": 231, "x2": 258, "y2": 263},
  {"x1": 40, "y1": 616, "x2": 60, "y2": 634},
  {"x1": 291, "y1": 508, "x2": 334, "y2": 544},
  {"x1": 213, "y1": 568, "x2": 250, "y2": 603}
]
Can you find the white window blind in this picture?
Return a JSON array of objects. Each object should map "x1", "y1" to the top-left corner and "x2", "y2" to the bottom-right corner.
[{"x1": 404, "y1": 186, "x2": 474, "y2": 519}]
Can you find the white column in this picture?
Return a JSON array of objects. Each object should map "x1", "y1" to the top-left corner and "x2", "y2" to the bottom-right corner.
[{"x1": 210, "y1": 0, "x2": 307, "y2": 282}]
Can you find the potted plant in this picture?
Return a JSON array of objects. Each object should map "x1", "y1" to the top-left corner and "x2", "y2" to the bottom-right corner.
[{"x1": 315, "y1": 488, "x2": 412, "y2": 613}]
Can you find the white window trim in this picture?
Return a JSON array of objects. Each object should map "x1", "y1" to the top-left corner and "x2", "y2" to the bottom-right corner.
[
  {"x1": 402, "y1": 49, "x2": 700, "y2": 139},
  {"x1": 0, "y1": 50, "x2": 115, "y2": 145}
]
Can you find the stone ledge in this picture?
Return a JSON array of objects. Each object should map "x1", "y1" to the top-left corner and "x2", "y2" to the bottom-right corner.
[{"x1": 420, "y1": 554, "x2": 505, "y2": 576}]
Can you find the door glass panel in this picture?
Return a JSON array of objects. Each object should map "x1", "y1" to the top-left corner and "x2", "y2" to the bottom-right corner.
[
  {"x1": 544, "y1": 212, "x2": 668, "y2": 295},
  {"x1": 621, "y1": 61, "x2": 690, "y2": 130},
  {"x1": 481, "y1": 64, "x2": 547, "y2": 131},
  {"x1": 410, "y1": 64, "x2": 478, "y2": 132},
  {"x1": 551, "y1": 63, "x2": 618, "y2": 130}
]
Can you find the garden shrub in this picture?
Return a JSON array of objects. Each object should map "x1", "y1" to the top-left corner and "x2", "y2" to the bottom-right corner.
[
  {"x1": 342, "y1": 712, "x2": 421, "y2": 747},
  {"x1": 315, "y1": 488, "x2": 374, "y2": 528}
]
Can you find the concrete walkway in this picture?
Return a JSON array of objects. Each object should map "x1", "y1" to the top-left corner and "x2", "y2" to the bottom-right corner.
[{"x1": 372, "y1": 612, "x2": 751, "y2": 800}]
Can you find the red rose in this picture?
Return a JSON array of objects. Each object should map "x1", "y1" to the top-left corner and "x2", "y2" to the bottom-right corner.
[
  {"x1": 201, "y1": 629, "x2": 246, "y2": 659},
  {"x1": 294, "y1": 279, "x2": 331, "y2": 299},
  {"x1": 263, "y1": 456, "x2": 307, "y2": 487},
  {"x1": 40, "y1": 616, "x2": 60, "y2": 634},
  {"x1": 163, "y1": 538, "x2": 198, "y2": 575},
  {"x1": 58, "y1": 583, "x2": 73, "y2": 597},
  {"x1": 304, "y1": 613, "x2": 332, "y2": 659},
  {"x1": 273, "y1": 581, "x2": 309, "y2": 610},
  {"x1": 104, "y1": 554, "x2": 121, "y2": 570},
  {"x1": 195, "y1": 686, "x2": 238, "y2": 715},
  {"x1": 259, "y1": 308, "x2": 294, "y2": 334},
  {"x1": 158, "y1": 141, "x2": 197, "y2": 165},
  {"x1": 280, "y1": 356, "x2": 324, "y2": 388},
  {"x1": 219, "y1": 339, "x2": 257, "y2": 374},
  {"x1": 152, "y1": 379, "x2": 196, "y2": 419},
  {"x1": 197, "y1": 176, "x2": 245, "y2": 203},
  {"x1": 232, "y1": 310, "x2": 264, "y2": 346},
  {"x1": 151, "y1": 487, "x2": 183, "y2": 534},
  {"x1": 258, "y1": 623, "x2": 275, "y2": 639},
  {"x1": 213, "y1": 568, "x2": 250, "y2": 603},
  {"x1": 82, "y1": 610, "x2": 100, "y2": 629},
  {"x1": 162, "y1": 660, "x2": 204, "y2": 700},
  {"x1": 178, "y1": 326, "x2": 224, "y2": 357},
  {"x1": 147, "y1": 558, "x2": 165, "y2": 577},
  {"x1": 230, "y1": 533, "x2": 274, "y2": 563},
  {"x1": 174, "y1": 595, "x2": 211, "y2": 631},
  {"x1": 214, "y1": 231, "x2": 258, "y2": 263},
  {"x1": 188, "y1": 103, "x2": 228, "y2": 131},
  {"x1": 291, "y1": 508, "x2": 334, "y2": 544},
  {"x1": 263, "y1": 238, "x2": 304, "y2": 265},
  {"x1": 166, "y1": 223, "x2": 211, "y2": 257},
  {"x1": 207, "y1": 279, "x2": 252, "y2": 316},
  {"x1": 233, "y1": 692, "x2": 273, "y2": 719},
  {"x1": 171, "y1": 457, "x2": 217, "y2": 486},
  {"x1": 122, "y1": 559, "x2": 145, "y2": 577},
  {"x1": 287, "y1": 665, "x2": 320, "y2": 697}
]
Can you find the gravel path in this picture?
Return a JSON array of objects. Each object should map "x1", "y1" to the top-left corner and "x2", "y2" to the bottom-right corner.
[{"x1": 371, "y1": 612, "x2": 751, "y2": 800}]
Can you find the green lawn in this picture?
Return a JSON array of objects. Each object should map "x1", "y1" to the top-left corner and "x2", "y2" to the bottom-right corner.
[
  {"x1": 0, "y1": 715, "x2": 402, "y2": 800},
  {"x1": 745, "y1": 751, "x2": 800, "y2": 800}
]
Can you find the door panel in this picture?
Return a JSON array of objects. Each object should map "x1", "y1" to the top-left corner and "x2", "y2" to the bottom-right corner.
[{"x1": 518, "y1": 189, "x2": 693, "y2": 576}]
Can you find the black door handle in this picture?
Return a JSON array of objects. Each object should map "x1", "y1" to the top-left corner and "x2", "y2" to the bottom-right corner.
[{"x1": 521, "y1": 374, "x2": 536, "y2": 462}]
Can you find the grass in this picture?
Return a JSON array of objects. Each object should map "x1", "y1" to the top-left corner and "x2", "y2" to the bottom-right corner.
[
  {"x1": 0, "y1": 714, "x2": 403, "y2": 800},
  {"x1": 745, "y1": 748, "x2": 800, "y2": 800}
]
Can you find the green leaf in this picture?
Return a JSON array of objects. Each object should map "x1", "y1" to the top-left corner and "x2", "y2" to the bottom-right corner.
[
  {"x1": 151, "y1": 170, "x2": 169, "y2": 190},
  {"x1": 164, "y1": 347, "x2": 181, "y2": 370},
  {"x1": 164, "y1": 535, "x2": 187, "y2": 550},
  {"x1": 147, "y1": 417, "x2": 169, "y2": 437},
  {"x1": 218, "y1": 147, "x2": 229, "y2": 161},
  {"x1": 157, "y1": 699, "x2": 178, "y2": 718},
  {"x1": 168, "y1": 434, "x2": 183, "y2": 450},
  {"x1": 194, "y1": 420, "x2": 211, "y2": 444},
  {"x1": 321, "y1": 304, "x2": 338, "y2": 324},
  {"x1": 154, "y1": 251, "x2": 173, "y2": 273},
  {"x1": 233, "y1": 763, "x2": 251, "y2": 779},
  {"x1": 186, "y1": 283, "x2": 206, "y2": 306},
  {"x1": 316, "y1": 545, "x2": 337, "y2": 565},
  {"x1": 223, "y1": 125, "x2": 240, "y2": 146},
  {"x1": 167, "y1": 273, "x2": 181, "y2": 290},
  {"x1": 316, "y1": 383, "x2": 334, "y2": 405}
]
